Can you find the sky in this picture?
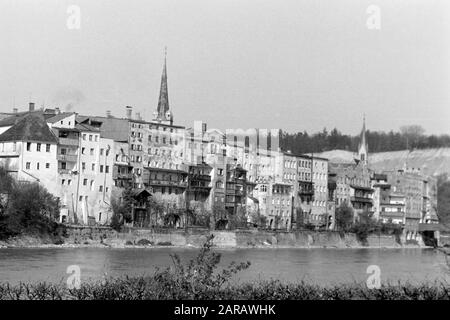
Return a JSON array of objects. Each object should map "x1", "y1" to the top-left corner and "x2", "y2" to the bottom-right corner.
[{"x1": 0, "y1": 0, "x2": 449, "y2": 136}]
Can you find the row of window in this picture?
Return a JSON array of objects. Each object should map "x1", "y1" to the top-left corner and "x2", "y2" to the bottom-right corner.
[
  {"x1": 80, "y1": 163, "x2": 109, "y2": 173},
  {"x1": 131, "y1": 123, "x2": 176, "y2": 132},
  {"x1": 270, "y1": 199, "x2": 291, "y2": 206},
  {"x1": 26, "y1": 142, "x2": 51, "y2": 152},
  {"x1": 25, "y1": 162, "x2": 50, "y2": 170},
  {"x1": 82, "y1": 134, "x2": 99, "y2": 142},
  {"x1": 80, "y1": 147, "x2": 110, "y2": 156}
]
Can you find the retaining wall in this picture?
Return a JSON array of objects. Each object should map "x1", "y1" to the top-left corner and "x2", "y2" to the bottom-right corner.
[{"x1": 63, "y1": 226, "x2": 410, "y2": 248}]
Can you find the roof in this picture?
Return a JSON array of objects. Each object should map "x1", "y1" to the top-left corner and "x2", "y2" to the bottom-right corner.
[
  {"x1": 0, "y1": 112, "x2": 58, "y2": 144},
  {"x1": 46, "y1": 112, "x2": 75, "y2": 124},
  {"x1": 131, "y1": 189, "x2": 152, "y2": 198},
  {"x1": 0, "y1": 110, "x2": 44, "y2": 127},
  {"x1": 75, "y1": 123, "x2": 100, "y2": 133},
  {"x1": 77, "y1": 115, "x2": 129, "y2": 141}
]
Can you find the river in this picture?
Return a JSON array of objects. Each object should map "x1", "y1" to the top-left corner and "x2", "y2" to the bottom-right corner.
[{"x1": 0, "y1": 247, "x2": 449, "y2": 286}]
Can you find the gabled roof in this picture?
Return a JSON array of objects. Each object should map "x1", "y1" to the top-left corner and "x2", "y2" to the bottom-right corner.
[
  {"x1": 0, "y1": 111, "x2": 44, "y2": 127},
  {"x1": 0, "y1": 112, "x2": 58, "y2": 144}
]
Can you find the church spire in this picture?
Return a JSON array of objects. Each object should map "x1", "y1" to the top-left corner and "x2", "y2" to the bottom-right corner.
[
  {"x1": 357, "y1": 114, "x2": 368, "y2": 166},
  {"x1": 155, "y1": 47, "x2": 171, "y2": 123}
]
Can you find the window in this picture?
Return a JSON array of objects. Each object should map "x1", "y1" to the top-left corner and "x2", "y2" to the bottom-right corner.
[
  {"x1": 95, "y1": 135, "x2": 98, "y2": 142},
  {"x1": 106, "y1": 149, "x2": 109, "y2": 156},
  {"x1": 82, "y1": 162, "x2": 86, "y2": 170},
  {"x1": 36, "y1": 143, "x2": 41, "y2": 152},
  {"x1": 100, "y1": 148, "x2": 104, "y2": 155},
  {"x1": 36, "y1": 163, "x2": 40, "y2": 170},
  {"x1": 99, "y1": 185, "x2": 103, "y2": 192},
  {"x1": 68, "y1": 179, "x2": 72, "y2": 185},
  {"x1": 46, "y1": 144, "x2": 50, "y2": 152},
  {"x1": 61, "y1": 179, "x2": 65, "y2": 185},
  {"x1": 105, "y1": 166, "x2": 109, "y2": 173},
  {"x1": 46, "y1": 163, "x2": 50, "y2": 169},
  {"x1": 90, "y1": 148, "x2": 94, "y2": 155},
  {"x1": 26, "y1": 142, "x2": 31, "y2": 151},
  {"x1": 155, "y1": 136, "x2": 159, "y2": 143},
  {"x1": 100, "y1": 165, "x2": 104, "y2": 173},
  {"x1": 26, "y1": 162, "x2": 31, "y2": 169},
  {"x1": 89, "y1": 135, "x2": 92, "y2": 141},
  {"x1": 82, "y1": 134, "x2": 86, "y2": 140},
  {"x1": 83, "y1": 179, "x2": 87, "y2": 186},
  {"x1": 90, "y1": 180, "x2": 94, "y2": 190},
  {"x1": 81, "y1": 147, "x2": 85, "y2": 154},
  {"x1": 91, "y1": 163, "x2": 95, "y2": 171},
  {"x1": 79, "y1": 196, "x2": 83, "y2": 202},
  {"x1": 61, "y1": 162, "x2": 67, "y2": 170}
]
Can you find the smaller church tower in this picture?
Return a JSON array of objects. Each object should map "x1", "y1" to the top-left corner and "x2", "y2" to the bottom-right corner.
[
  {"x1": 153, "y1": 48, "x2": 174, "y2": 125},
  {"x1": 357, "y1": 115, "x2": 369, "y2": 166}
]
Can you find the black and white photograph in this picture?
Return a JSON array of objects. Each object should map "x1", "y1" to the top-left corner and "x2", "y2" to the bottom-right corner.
[{"x1": 0, "y1": 0, "x2": 450, "y2": 312}]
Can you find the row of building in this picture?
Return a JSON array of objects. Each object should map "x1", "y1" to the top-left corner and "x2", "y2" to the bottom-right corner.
[{"x1": 0, "y1": 56, "x2": 440, "y2": 240}]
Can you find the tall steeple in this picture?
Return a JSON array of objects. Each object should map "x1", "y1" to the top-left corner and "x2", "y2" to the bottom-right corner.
[
  {"x1": 357, "y1": 114, "x2": 368, "y2": 166},
  {"x1": 154, "y1": 47, "x2": 173, "y2": 124}
]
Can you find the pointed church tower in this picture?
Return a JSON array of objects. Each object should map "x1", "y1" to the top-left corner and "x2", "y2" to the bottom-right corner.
[
  {"x1": 153, "y1": 48, "x2": 173, "y2": 125},
  {"x1": 357, "y1": 115, "x2": 369, "y2": 166}
]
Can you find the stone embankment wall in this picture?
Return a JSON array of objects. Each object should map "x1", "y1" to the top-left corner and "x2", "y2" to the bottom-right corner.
[{"x1": 63, "y1": 226, "x2": 406, "y2": 248}]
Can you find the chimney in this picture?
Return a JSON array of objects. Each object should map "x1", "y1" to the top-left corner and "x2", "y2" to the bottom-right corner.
[
  {"x1": 29, "y1": 102, "x2": 35, "y2": 111},
  {"x1": 106, "y1": 110, "x2": 112, "y2": 118},
  {"x1": 12, "y1": 108, "x2": 18, "y2": 114},
  {"x1": 55, "y1": 107, "x2": 60, "y2": 114},
  {"x1": 135, "y1": 112, "x2": 141, "y2": 120},
  {"x1": 126, "y1": 106, "x2": 132, "y2": 119}
]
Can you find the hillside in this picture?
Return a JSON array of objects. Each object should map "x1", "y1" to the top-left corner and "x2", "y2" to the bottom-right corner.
[{"x1": 317, "y1": 148, "x2": 450, "y2": 177}]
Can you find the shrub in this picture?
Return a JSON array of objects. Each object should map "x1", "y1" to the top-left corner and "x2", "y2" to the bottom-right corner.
[
  {"x1": 156, "y1": 241, "x2": 172, "y2": 246},
  {"x1": 137, "y1": 239, "x2": 153, "y2": 246},
  {"x1": 0, "y1": 172, "x2": 62, "y2": 241},
  {"x1": 152, "y1": 234, "x2": 251, "y2": 299}
]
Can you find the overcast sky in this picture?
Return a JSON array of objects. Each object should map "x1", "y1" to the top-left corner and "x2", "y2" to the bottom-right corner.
[{"x1": 0, "y1": 0, "x2": 449, "y2": 135}]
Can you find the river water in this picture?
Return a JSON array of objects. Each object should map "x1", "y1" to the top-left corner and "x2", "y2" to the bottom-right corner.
[{"x1": 0, "y1": 247, "x2": 449, "y2": 286}]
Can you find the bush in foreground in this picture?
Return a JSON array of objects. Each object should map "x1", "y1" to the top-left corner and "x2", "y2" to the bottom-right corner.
[{"x1": 0, "y1": 279, "x2": 449, "y2": 300}]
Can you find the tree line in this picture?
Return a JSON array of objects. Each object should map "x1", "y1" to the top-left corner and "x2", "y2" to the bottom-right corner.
[{"x1": 279, "y1": 125, "x2": 450, "y2": 154}]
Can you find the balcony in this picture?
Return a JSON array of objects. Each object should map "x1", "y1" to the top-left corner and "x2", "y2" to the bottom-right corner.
[
  {"x1": 190, "y1": 174, "x2": 212, "y2": 182},
  {"x1": 58, "y1": 168, "x2": 76, "y2": 175},
  {"x1": 298, "y1": 189, "x2": 314, "y2": 196},
  {"x1": 113, "y1": 172, "x2": 133, "y2": 180},
  {"x1": 59, "y1": 138, "x2": 79, "y2": 146},
  {"x1": 57, "y1": 154, "x2": 78, "y2": 162},
  {"x1": 148, "y1": 180, "x2": 188, "y2": 188},
  {"x1": 351, "y1": 196, "x2": 373, "y2": 204}
]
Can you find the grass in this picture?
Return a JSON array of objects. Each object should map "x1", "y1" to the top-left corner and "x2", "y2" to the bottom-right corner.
[{"x1": 0, "y1": 279, "x2": 449, "y2": 300}]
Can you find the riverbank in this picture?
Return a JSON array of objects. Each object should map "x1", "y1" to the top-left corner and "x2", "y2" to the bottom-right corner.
[{"x1": 0, "y1": 226, "x2": 431, "y2": 249}]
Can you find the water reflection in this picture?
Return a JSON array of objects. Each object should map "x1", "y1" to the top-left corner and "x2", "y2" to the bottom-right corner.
[{"x1": 0, "y1": 248, "x2": 448, "y2": 285}]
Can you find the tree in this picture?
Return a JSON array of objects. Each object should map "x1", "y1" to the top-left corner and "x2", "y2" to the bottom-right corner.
[
  {"x1": 399, "y1": 125, "x2": 425, "y2": 150},
  {"x1": 110, "y1": 186, "x2": 135, "y2": 230},
  {"x1": 335, "y1": 202, "x2": 354, "y2": 232},
  {"x1": 0, "y1": 179, "x2": 61, "y2": 240},
  {"x1": 437, "y1": 174, "x2": 450, "y2": 228}
]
